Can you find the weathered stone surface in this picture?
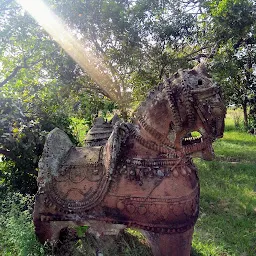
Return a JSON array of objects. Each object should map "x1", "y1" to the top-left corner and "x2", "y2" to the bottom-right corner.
[
  {"x1": 37, "y1": 128, "x2": 73, "y2": 188},
  {"x1": 34, "y1": 64, "x2": 226, "y2": 256}
]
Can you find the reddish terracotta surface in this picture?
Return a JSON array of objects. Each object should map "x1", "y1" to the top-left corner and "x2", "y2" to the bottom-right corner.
[{"x1": 33, "y1": 64, "x2": 226, "y2": 255}]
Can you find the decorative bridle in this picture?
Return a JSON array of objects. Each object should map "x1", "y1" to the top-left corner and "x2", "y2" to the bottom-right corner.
[{"x1": 131, "y1": 69, "x2": 224, "y2": 159}]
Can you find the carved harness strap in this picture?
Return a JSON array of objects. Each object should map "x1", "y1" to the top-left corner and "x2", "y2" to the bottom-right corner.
[
  {"x1": 128, "y1": 124, "x2": 178, "y2": 157},
  {"x1": 130, "y1": 115, "x2": 212, "y2": 158},
  {"x1": 44, "y1": 122, "x2": 127, "y2": 213},
  {"x1": 108, "y1": 153, "x2": 199, "y2": 234},
  {"x1": 192, "y1": 86, "x2": 225, "y2": 136},
  {"x1": 137, "y1": 115, "x2": 174, "y2": 147}
]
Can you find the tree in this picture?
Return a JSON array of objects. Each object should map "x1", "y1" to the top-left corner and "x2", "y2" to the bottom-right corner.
[
  {"x1": 211, "y1": 40, "x2": 256, "y2": 129},
  {"x1": 203, "y1": 0, "x2": 256, "y2": 129},
  {"x1": 44, "y1": 0, "x2": 205, "y2": 103}
]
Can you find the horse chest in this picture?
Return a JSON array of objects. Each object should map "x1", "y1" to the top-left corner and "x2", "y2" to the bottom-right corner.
[{"x1": 102, "y1": 158, "x2": 199, "y2": 232}]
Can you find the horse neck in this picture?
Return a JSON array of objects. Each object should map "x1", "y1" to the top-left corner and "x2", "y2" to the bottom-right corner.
[
  {"x1": 127, "y1": 109, "x2": 177, "y2": 159},
  {"x1": 136, "y1": 99, "x2": 172, "y2": 139}
]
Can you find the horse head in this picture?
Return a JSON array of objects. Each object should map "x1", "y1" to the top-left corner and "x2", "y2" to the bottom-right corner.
[
  {"x1": 164, "y1": 64, "x2": 226, "y2": 160},
  {"x1": 135, "y1": 64, "x2": 226, "y2": 160}
]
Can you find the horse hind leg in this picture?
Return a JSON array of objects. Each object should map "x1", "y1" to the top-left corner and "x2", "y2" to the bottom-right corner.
[{"x1": 142, "y1": 228, "x2": 194, "y2": 256}]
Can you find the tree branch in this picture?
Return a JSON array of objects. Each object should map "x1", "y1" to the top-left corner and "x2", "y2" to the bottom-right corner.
[
  {"x1": 0, "y1": 54, "x2": 52, "y2": 88},
  {"x1": 0, "y1": 148, "x2": 17, "y2": 161},
  {"x1": 76, "y1": 81, "x2": 112, "y2": 99},
  {"x1": 182, "y1": 42, "x2": 221, "y2": 62},
  {"x1": 0, "y1": 0, "x2": 16, "y2": 12},
  {"x1": 0, "y1": 66, "x2": 23, "y2": 87}
]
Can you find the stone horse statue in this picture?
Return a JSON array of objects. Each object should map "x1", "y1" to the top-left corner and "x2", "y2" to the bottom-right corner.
[{"x1": 33, "y1": 64, "x2": 226, "y2": 256}]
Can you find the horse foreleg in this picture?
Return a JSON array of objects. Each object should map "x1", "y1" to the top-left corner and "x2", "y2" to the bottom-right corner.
[{"x1": 142, "y1": 228, "x2": 194, "y2": 256}]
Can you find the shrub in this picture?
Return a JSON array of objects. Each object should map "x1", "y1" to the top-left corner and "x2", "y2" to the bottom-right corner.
[{"x1": 0, "y1": 192, "x2": 45, "y2": 256}]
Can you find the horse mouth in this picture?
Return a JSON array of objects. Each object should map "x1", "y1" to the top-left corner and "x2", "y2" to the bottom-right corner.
[
  {"x1": 181, "y1": 132, "x2": 215, "y2": 160},
  {"x1": 182, "y1": 133, "x2": 202, "y2": 146}
]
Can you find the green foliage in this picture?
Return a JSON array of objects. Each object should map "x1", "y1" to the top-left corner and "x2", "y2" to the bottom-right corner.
[
  {"x1": 0, "y1": 73, "x2": 115, "y2": 193},
  {"x1": 207, "y1": 0, "x2": 255, "y2": 42},
  {"x1": 0, "y1": 92, "x2": 76, "y2": 194},
  {"x1": 69, "y1": 89, "x2": 117, "y2": 127},
  {"x1": 211, "y1": 40, "x2": 256, "y2": 129},
  {"x1": 48, "y1": 0, "x2": 198, "y2": 103},
  {"x1": 0, "y1": 192, "x2": 45, "y2": 256},
  {"x1": 206, "y1": 0, "x2": 256, "y2": 129},
  {"x1": 191, "y1": 110, "x2": 256, "y2": 256},
  {"x1": 74, "y1": 226, "x2": 89, "y2": 238}
]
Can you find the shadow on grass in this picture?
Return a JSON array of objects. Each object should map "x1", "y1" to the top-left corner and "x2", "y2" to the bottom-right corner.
[
  {"x1": 52, "y1": 228, "x2": 153, "y2": 256},
  {"x1": 191, "y1": 247, "x2": 204, "y2": 256},
  {"x1": 195, "y1": 193, "x2": 256, "y2": 256}
]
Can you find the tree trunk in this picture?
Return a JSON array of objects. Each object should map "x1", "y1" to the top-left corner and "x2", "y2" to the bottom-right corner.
[
  {"x1": 242, "y1": 102, "x2": 248, "y2": 130},
  {"x1": 243, "y1": 43, "x2": 252, "y2": 131}
]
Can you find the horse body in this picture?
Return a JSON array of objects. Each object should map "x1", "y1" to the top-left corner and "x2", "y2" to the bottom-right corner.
[{"x1": 33, "y1": 64, "x2": 226, "y2": 255}]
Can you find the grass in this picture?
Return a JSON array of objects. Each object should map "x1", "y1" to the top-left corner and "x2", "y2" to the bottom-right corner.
[
  {"x1": 0, "y1": 193, "x2": 45, "y2": 256},
  {"x1": 53, "y1": 229, "x2": 152, "y2": 256},
  {"x1": 192, "y1": 109, "x2": 256, "y2": 256}
]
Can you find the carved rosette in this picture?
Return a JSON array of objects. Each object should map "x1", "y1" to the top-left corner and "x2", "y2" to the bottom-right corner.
[{"x1": 118, "y1": 157, "x2": 196, "y2": 183}]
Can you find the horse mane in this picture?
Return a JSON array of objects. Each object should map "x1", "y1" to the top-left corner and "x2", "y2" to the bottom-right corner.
[
  {"x1": 135, "y1": 73, "x2": 176, "y2": 118},
  {"x1": 135, "y1": 82, "x2": 164, "y2": 117},
  {"x1": 134, "y1": 65, "x2": 207, "y2": 130}
]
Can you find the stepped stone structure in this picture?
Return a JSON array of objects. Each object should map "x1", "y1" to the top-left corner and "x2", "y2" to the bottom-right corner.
[{"x1": 85, "y1": 115, "x2": 120, "y2": 147}]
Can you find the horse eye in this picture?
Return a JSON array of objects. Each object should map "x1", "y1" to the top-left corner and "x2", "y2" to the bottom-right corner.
[{"x1": 198, "y1": 79, "x2": 203, "y2": 85}]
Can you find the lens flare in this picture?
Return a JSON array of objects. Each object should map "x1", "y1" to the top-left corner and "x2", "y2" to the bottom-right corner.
[{"x1": 16, "y1": 0, "x2": 123, "y2": 104}]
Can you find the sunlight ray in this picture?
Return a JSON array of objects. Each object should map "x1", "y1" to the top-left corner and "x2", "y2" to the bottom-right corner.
[{"x1": 16, "y1": 0, "x2": 122, "y2": 103}]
